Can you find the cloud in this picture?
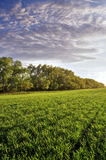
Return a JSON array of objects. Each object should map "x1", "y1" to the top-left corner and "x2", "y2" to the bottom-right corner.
[
  {"x1": 10, "y1": 2, "x2": 22, "y2": 14},
  {"x1": 0, "y1": 24, "x2": 4, "y2": 29},
  {"x1": 85, "y1": 0, "x2": 99, "y2": 3},
  {"x1": 0, "y1": 0, "x2": 106, "y2": 63}
]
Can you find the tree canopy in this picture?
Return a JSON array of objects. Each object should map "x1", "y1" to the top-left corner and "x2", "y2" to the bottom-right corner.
[{"x1": 0, "y1": 57, "x2": 105, "y2": 92}]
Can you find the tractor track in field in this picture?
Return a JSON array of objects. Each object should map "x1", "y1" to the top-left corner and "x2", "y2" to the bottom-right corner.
[{"x1": 69, "y1": 100, "x2": 105, "y2": 159}]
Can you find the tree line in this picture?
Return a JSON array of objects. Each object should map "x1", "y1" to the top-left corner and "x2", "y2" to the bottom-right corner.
[{"x1": 0, "y1": 57, "x2": 105, "y2": 92}]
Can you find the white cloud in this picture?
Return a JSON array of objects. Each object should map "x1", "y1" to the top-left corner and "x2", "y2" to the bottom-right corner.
[
  {"x1": 0, "y1": 0, "x2": 106, "y2": 63},
  {"x1": 3, "y1": 17, "x2": 9, "y2": 21},
  {"x1": 20, "y1": 8, "x2": 26, "y2": 13},
  {"x1": 0, "y1": 24, "x2": 4, "y2": 29},
  {"x1": 10, "y1": 2, "x2": 22, "y2": 14},
  {"x1": 85, "y1": 0, "x2": 99, "y2": 3}
]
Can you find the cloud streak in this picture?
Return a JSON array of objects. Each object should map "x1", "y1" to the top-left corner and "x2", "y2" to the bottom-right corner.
[{"x1": 0, "y1": 0, "x2": 106, "y2": 63}]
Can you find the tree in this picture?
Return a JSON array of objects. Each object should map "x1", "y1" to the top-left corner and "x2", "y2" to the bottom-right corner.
[
  {"x1": 0, "y1": 57, "x2": 13, "y2": 92},
  {"x1": 0, "y1": 58, "x2": 33, "y2": 92},
  {"x1": 0, "y1": 57, "x2": 105, "y2": 92},
  {"x1": 10, "y1": 61, "x2": 33, "y2": 91}
]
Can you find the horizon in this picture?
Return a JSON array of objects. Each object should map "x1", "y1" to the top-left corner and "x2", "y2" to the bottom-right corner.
[{"x1": 0, "y1": 0, "x2": 106, "y2": 85}]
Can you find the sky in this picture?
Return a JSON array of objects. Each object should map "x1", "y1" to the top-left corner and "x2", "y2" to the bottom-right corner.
[{"x1": 0, "y1": 0, "x2": 106, "y2": 85}]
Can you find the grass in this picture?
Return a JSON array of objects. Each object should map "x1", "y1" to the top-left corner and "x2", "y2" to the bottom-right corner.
[{"x1": 0, "y1": 89, "x2": 106, "y2": 160}]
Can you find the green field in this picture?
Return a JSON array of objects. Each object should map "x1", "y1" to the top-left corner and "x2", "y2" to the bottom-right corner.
[{"x1": 0, "y1": 89, "x2": 106, "y2": 160}]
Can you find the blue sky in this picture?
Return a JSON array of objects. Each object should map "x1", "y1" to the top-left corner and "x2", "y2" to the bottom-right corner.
[{"x1": 0, "y1": 0, "x2": 106, "y2": 85}]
